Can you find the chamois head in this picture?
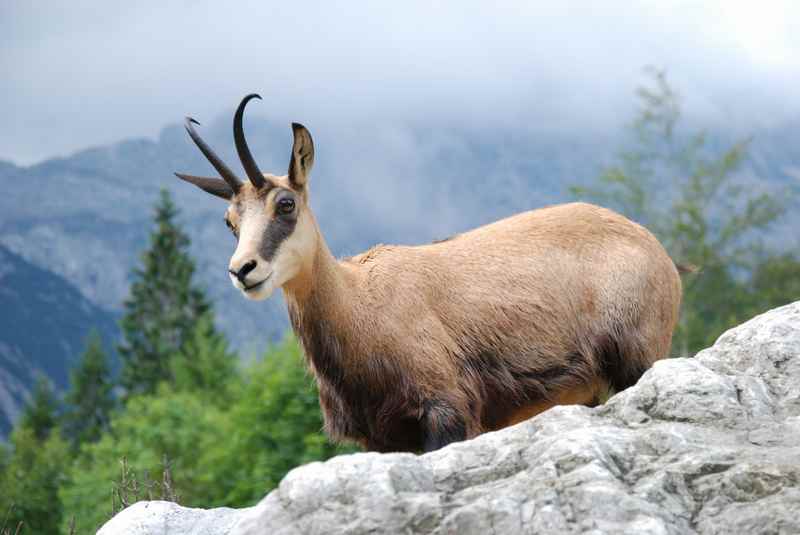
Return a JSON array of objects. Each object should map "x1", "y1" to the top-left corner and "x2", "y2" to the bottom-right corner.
[{"x1": 176, "y1": 94, "x2": 316, "y2": 300}]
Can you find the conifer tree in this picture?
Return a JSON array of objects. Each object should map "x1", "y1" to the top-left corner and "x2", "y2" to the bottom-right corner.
[
  {"x1": 0, "y1": 427, "x2": 68, "y2": 534},
  {"x1": 2, "y1": 376, "x2": 67, "y2": 533},
  {"x1": 118, "y1": 189, "x2": 211, "y2": 396},
  {"x1": 19, "y1": 375, "x2": 59, "y2": 441},
  {"x1": 170, "y1": 312, "x2": 237, "y2": 401},
  {"x1": 63, "y1": 330, "x2": 115, "y2": 450}
]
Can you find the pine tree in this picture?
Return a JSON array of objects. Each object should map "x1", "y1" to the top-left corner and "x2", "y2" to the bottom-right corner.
[
  {"x1": 2, "y1": 376, "x2": 67, "y2": 533},
  {"x1": 0, "y1": 427, "x2": 68, "y2": 534},
  {"x1": 170, "y1": 312, "x2": 237, "y2": 401},
  {"x1": 119, "y1": 189, "x2": 211, "y2": 396},
  {"x1": 63, "y1": 330, "x2": 115, "y2": 450},
  {"x1": 19, "y1": 375, "x2": 59, "y2": 441}
]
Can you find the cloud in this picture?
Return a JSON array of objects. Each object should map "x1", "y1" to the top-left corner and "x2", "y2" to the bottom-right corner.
[{"x1": 1, "y1": 1, "x2": 799, "y2": 164}]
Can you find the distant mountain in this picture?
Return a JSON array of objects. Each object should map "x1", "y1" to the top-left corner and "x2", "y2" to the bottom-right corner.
[
  {"x1": 0, "y1": 116, "x2": 613, "y2": 354},
  {"x1": 1, "y1": 113, "x2": 798, "y2": 372},
  {"x1": 0, "y1": 246, "x2": 118, "y2": 437}
]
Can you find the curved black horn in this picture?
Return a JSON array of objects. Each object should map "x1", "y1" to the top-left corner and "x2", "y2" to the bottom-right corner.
[
  {"x1": 184, "y1": 117, "x2": 242, "y2": 193},
  {"x1": 233, "y1": 94, "x2": 267, "y2": 189}
]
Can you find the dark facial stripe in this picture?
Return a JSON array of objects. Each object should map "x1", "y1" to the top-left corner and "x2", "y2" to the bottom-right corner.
[{"x1": 258, "y1": 208, "x2": 297, "y2": 262}]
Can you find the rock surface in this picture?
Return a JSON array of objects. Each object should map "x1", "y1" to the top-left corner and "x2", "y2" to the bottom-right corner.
[
  {"x1": 98, "y1": 302, "x2": 800, "y2": 535},
  {"x1": 97, "y1": 501, "x2": 249, "y2": 535}
]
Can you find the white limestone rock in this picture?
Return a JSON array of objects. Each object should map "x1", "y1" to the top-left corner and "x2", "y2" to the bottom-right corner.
[
  {"x1": 98, "y1": 302, "x2": 800, "y2": 535},
  {"x1": 97, "y1": 501, "x2": 250, "y2": 535}
]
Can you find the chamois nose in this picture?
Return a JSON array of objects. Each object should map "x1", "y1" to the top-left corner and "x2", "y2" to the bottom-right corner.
[{"x1": 229, "y1": 260, "x2": 257, "y2": 284}]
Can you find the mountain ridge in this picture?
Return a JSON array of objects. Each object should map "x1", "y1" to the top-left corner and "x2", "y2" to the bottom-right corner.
[
  {"x1": 1, "y1": 115, "x2": 798, "y2": 400},
  {"x1": 0, "y1": 245, "x2": 118, "y2": 436}
]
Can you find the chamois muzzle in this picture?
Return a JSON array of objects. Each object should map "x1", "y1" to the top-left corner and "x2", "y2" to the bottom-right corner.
[{"x1": 229, "y1": 259, "x2": 258, "y2": 285}]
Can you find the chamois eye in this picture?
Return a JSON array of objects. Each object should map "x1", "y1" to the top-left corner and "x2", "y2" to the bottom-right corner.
[
  {"x1": 224, "y1": 217, "x2": 237, "y2": 237},
  {"x1": 277, "y1": 198, "x2": 295, "y2": 215}
]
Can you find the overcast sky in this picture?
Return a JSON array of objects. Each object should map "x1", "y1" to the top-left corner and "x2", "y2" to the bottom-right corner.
[{"x1": 1, "y1": 1, "x2": 798, "y2": 165}]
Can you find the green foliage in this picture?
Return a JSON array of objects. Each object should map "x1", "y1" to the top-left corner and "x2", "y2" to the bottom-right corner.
[
  {"x1": 59, "y1": 387, "x2": 233, "y2": 533},
  {"x1": 0, "y1": 442, "x2": 9, "y2": 476},
  {"x1": 18, "y1": 376, "x2": 59, "y2": 442},
  {"x1": 0, "y1": 375, "x2": 66, "y2": 533},
  {"x1": 572, "y1": 68, "x2": 800, "y2": 354},
  {"x1": 58, "y1": 336, "x2": 351, "y2": 533},
  {"x1": 170, "y1": 312, "x2": 237, "y2": 403},
  {"x1": 62, "y1": 330, "x2": 115, "y2": 451},
  {"x1": 118, "y1": 189, "x2": 212, "y2": 396},
  {"x1": 746, "y1": 253, "x2": 800, "y2": 312},
  {"x1": 218, "y1": 336, "x2": 355, "y2": 505},
  {"x1": 0, "y1": 427, "x2": 69, "y2": 534}
]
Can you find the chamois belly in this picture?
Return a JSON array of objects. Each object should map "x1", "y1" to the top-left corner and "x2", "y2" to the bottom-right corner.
[{"x1": 495, "y1": 377, "x2": 608, "y2": 429}]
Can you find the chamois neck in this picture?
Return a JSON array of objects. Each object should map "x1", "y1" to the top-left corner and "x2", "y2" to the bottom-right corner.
[{"x1": 283, "y1": 225, "x2": 353, "y2": 317}]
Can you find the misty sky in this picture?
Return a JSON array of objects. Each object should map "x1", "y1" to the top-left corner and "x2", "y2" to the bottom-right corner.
[{"x1": 2, "y1": 1, "x2": 799, "y2": 165}]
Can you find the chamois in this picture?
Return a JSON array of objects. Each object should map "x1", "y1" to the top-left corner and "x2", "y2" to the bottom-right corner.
[{"x1": 175, "y1": 94, "x2": 683, "y2": 453}]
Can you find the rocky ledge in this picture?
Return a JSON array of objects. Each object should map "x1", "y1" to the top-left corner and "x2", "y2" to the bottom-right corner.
[{"x1": 99, "y1": 302, "x2": 800, "y2": 535}]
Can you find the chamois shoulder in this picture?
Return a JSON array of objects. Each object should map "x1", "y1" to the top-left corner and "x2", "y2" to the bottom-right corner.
[
  {"x1": 420, "y1": 202, "x2": 647, "y2": 247},
  {"x1": 464, "y1": 202, "x2": 654, "y2": 243},
  {"x1": 343, "y1": 202, "x2": 647, "y2": 267},
  {"x1": 345, "y1": 244, "x2": 399, "y2": 265}
]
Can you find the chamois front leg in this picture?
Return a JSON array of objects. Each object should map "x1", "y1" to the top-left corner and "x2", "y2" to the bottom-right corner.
[{"x1": 421, "y1": 399, "x2": 467, "y2": 452}]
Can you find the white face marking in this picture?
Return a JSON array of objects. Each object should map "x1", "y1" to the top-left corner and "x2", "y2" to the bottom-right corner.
[
  {"x1": 228, "y1": 196, "x2": 274, "y2": 300},
  {"x1": 266, "y1": 210, "x2": 316, "y2": 289},
  {"x1": 227, "y1": 192, "x2": 316, "y2": 301}
]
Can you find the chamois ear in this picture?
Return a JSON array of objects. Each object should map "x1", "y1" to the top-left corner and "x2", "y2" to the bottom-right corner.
[
  {"x1": 288, "y1": 123, "x2": 314, "y2": 189},
  {"x1": 174, "y1": 173, "x2": 234, "y2": 200}
]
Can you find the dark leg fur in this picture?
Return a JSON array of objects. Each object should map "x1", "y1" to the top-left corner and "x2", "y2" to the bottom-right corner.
[
  {"x1": 596, "y1": 333, "x2": 648, "y2": 392},
  {"x1": 422, "y1": 400, "x2": 467, "y2": 453}
]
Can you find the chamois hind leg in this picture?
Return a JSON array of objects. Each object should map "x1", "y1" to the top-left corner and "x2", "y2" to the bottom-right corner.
[
  {"x1": 421, "y1": 399, "x2": 467, "y2": 452},
  {"x1": 595, "y1": 330, "x2": 659, "y2": 393}
]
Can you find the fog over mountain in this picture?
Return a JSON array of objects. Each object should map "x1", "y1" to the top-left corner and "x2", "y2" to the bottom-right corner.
[
  {"x1": 2, "y1": 2, "x2": 799, "y2": 164},
  {"x1": 2, "y1": 112, "x2": 799, "y2": 355}
]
